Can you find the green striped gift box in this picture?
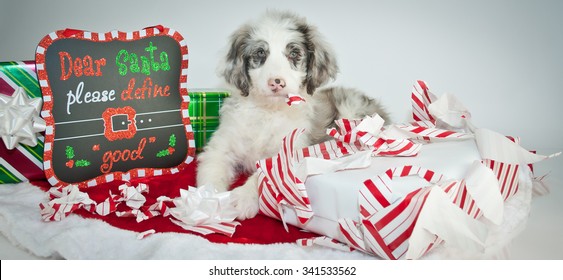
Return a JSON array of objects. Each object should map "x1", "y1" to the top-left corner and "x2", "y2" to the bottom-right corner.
[
  {"x1": 0, "y1": 61, "x2": 45, "y2": 184},
  {"x1": 188, "y1": 90, "x2": 230, "y2": 152}
]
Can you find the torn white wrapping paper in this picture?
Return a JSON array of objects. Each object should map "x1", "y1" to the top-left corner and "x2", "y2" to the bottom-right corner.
[
  {"x1": 406, "y1": 186, "x2": 489, "y2": 260},
  {"x1": 463, "y1": 161, "x2": 504, "y2": 225},
  {"x1": 424, "y1": 89, "x2": 560, "y2": 164},
  {"x1": 427, "y1": 93, "x2": 471, "y2": 129},
  {"x1": 474, "y1": 127, "x2": 561, "y2": 164}
]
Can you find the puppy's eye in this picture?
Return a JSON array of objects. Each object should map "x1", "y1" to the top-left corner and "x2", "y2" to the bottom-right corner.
[
  {"x1": 289, "y1": 50, "x2": 299, "y2": 59},
  {"x1": 256, "y1": 49, "x2": 266, "y2": 58}
]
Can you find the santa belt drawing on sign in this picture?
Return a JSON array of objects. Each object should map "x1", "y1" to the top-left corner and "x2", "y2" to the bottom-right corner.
[
  {"x1": 50, "y1": 106, "x2": 187, "y2": 176},
  {"x1": 103, "y1": 106, "x2": 137, "y2": 141},
  {"x1": 52, "y1": 108, "x2": 184, "y2": 142}
]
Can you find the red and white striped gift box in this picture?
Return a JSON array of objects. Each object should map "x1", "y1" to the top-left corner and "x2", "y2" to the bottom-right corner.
[{"x1": 0, "y1": 61, "x2": 45, "y2": 184}]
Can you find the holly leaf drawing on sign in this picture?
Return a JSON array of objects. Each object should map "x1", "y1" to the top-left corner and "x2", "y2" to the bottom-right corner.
[
  {"x1": 64, "y1": 146, "x2": 91, "y2": 169},
  {"x1": 75, "y1": 160, "x2": 91, "y2": 167},
  {"x1": 156, "y1": 134, "x2": 177, "y2": 158},
  {"x1": 65, "y1": 146, "x2": 75, "y2": 160}
]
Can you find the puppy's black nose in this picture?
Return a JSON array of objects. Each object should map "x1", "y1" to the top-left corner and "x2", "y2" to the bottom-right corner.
[{"x1": 275, "y1": 79, "x2": 281, "y2": 84}]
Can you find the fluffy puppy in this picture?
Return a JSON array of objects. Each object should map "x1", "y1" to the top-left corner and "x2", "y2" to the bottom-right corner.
[{"x1": 197, "y1": 11, "x2": 389, "y2": 220}]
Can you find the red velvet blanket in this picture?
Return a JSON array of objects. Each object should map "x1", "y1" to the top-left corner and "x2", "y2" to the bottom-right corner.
[{"x1": 32, "y1": 162, "x2": 319, "y2": 245}]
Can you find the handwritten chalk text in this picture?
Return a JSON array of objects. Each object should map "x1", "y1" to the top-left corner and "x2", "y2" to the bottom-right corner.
[
  {"x1": 116, "y1": 41, "x2": 170, "y2": 76},
  {"x1": 59, "y1": 52, "x2": 106, "y2": 80},
  {"x1": 121, "y1": 77, "x2": 170, "y2": 101},
  {"x1": 100, "y1": 137, "x2": 146, "y2": 174},
  {"x1": 66, "y1": 81, "x2": 116, "y2": 115}
]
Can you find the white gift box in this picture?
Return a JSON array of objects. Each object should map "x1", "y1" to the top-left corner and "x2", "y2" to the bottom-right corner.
[
  {"x1": 275, "y1": 138, "x2": 534, "y2": 259},
  {"x1": 284, "y1": 139, "x2": 481, "y2": 239}
]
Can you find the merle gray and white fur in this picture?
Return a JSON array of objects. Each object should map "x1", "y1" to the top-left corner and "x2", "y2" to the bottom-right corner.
[{"x1": 197, "y1": 11, "x2": 389, "y2": 220}]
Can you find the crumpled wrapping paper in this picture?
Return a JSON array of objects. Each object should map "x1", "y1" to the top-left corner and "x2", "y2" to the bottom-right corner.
[
  {"x1": 255, "y1": 80, "x2": 559, "y2": 259},
  {"x1": 0, "y1": 87, "x2": 46, "y2": 149},
  {"x1": 338, "y1": 162, "x2": 503, "y2": 259},
  {"x1": 40, "y1": 183, "x2": 240, "y2": 238}
]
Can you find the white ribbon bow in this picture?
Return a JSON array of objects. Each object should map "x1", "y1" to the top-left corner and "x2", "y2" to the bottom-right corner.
[
  {"x1": 168, "y1": 185, "x2": 239, "y2": 227},
  {"x1": 0, "y1": 87, "x2": 46, "y2": 149}
]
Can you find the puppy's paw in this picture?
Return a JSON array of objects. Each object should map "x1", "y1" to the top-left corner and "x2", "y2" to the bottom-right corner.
[{"x1": 231, "y1": 186, "x2": 260, "y2": 220}]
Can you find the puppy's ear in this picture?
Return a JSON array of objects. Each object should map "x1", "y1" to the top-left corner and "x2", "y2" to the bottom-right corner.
[
  {"x1": 221, "y1": 25, "x2": 252, "y2": 96},
  {"x1": 299, "y1": 23, "x2": 338, "y2": 95}
]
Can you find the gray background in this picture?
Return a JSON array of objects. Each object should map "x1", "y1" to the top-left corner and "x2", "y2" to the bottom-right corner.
[{"x1": 1, "y1": 0, "x2": 561, "y2": 153}]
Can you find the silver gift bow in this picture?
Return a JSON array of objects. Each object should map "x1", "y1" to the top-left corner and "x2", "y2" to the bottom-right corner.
[{"x1": 0, "y1": 87, "x2": 46, "y2": 149}]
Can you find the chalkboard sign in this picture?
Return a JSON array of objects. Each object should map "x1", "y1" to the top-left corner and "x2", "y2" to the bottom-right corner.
[{"x1": 36, "y1": 26, "x2": 195, "y2": 188}]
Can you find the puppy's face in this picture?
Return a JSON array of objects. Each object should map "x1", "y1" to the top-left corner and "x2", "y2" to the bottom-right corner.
[
  {"x1": 245, "y1": 31, "x2": 308, "y2": 100},
  {"x1": 221, "y1": 12, "x2": 338, "y2": 101}
]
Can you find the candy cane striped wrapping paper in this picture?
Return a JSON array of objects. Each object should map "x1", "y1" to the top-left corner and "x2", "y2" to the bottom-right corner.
[
  {"x1": 286, "y1": 93, "x2": 306, "y2": 106},
  {"x1": 411, "y1": 80, "x2": 436, "y2": 123},
  {"x1": 257, "y1": 129, "x2": 322, "y2": 226},
  {"x1": 326, "y1": 114, "x2": 426, "y2": 157},
  {"x1": 325, "y1": 111, "x2": 472, "y2": 159},
  {"x1": 257, "y1": 126, "x2": 381, "y2": 225},
  {"x1": 39, "y1": 183, "x2": 241, "y2": 237},
  {"x1": 338, "y1": 162, "x2": 508, "y2": 260},
  {"x1": 255, "y1": 80, "x2": 559, "y2": 259}
]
